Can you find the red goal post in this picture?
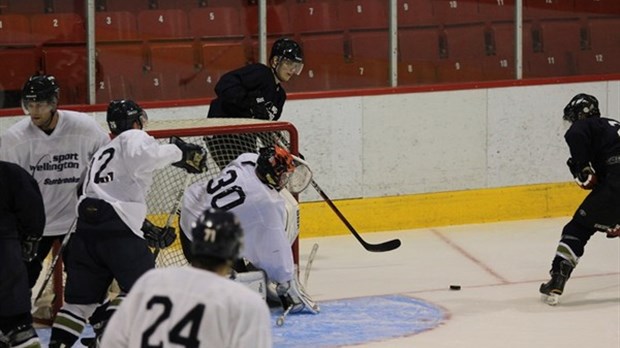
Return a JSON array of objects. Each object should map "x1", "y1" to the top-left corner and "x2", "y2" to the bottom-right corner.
[{"x1": 146, "y1": 118, "x2": 301, "y2": 268}]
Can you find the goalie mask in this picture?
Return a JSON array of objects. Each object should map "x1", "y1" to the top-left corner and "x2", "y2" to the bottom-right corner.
[
  {"x1": 106, "y1": 99, "x2": 148, "y2": 135},
  {"x1": 22, "y1": 75, "x2": 59, "y2": 110},
  {"x1": 256, "y1": 145, "x2": 295, "y2": 191},
  {"x1": 191, "y1": 208, "x2": 243, "y2": 262},
  {"x1": 563, "y1": 93, "x2": 600, "y2": 123}
]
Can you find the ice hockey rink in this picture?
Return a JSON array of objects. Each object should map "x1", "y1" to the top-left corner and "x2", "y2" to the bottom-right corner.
[{"x1": 38, "y1": 216, "x2": 619, "y2": 347}]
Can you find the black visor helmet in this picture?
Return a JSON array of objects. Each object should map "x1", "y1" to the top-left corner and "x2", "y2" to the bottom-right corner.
[
  {"x1": 106, "y1": 99, "x2": 148, "y2": 135},
  {"x1": 563, "y1": 93, "x2": 601, "y2": 123},
  {"x1": 191, "y1": 208, "x2": 244, "y2": 262}
]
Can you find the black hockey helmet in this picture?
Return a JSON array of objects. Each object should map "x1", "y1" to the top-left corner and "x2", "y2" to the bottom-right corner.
[
  {"x1": 106, "y1": 99, "x2": 148, "y2": 135},
  {"x1": 21, "y1": 75, "x2": 60, "y2": 107},
  {"x1": 256, "y1": 145, "x2": 295, "y2": 190},
  {"x1": 270, "y1": 37, "x2": 304, "y2": 63},
  {"x1": 191, "y1": 208, "x2": 243, "y2": 262},
  {"x1": 563, "y1": 93, "x2": 601, "y2": 123}
]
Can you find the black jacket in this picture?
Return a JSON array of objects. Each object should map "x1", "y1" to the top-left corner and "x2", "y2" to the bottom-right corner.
[
  {"x1": 208, "y1": 63, "x2": 286, "y2": 120},
  {"x1": 0, "y1": 161, "x2": 45, "y2": 240}
]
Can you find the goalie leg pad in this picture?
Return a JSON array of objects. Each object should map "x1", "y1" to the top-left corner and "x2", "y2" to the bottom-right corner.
[
  {"x1": 280, "y1": 188, "x2": 300, "y2": 245},
  {"x1": 231, "y1": 271, "x2": 267, "y2": 301}
]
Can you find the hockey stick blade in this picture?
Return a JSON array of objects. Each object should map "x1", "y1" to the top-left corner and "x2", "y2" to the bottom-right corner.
[{"x1": 310, "y1": 180, "x2": 401, "y2": 252}]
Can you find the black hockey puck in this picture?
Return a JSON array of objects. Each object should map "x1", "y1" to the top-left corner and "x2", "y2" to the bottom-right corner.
[{"x1": 449, "y1": 285, "x2": 461, "y2": 290}]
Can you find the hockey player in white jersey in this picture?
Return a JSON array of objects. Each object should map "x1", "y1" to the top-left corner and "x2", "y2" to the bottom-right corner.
[
  {"x1": 49, "y1": 100, "x2": 207, "y2": 348},
  {"x1": 0, "y1": 75, "x2": 109, "y2": 299},
  {"x1": 101, "y1": 208, "x2": 272, "y2": 348},
  {"x1": 180, "y1": 145, "x2": 319, "y2": 314}
]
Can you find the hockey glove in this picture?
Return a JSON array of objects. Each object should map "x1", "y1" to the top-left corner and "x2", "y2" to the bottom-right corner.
[
  {"x1": 606, "y1": 225, "x2": 620, "y2": 239},
  {"x1": 21, "y1": 235, "x2": 41, "y2": 262},
  {"x1": 170, "y1": 136, "x2": 208, "y2": 174},
  {"x1": 142, "y1": 219, "x2": 177, "y2": 249},
  {"x1": 567, "y1": 158, "x2": 597, "y2": 189},
  {"x1": 276, "y1": 276, "x2": 320, "y2": 314},
  {"x1": 247, "y1": 91, "x2": 277, "y2": 120}
]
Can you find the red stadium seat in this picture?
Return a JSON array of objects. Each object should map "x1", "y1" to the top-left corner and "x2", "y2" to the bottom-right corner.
[
  {"x1": 435, "y1": 24, "x2": 486, "y2": 82},
  {"x1": 398, "y1": 27, "x2": 440, "y2": 84},
  {"x1": 43, "y1": 46, "x2": 88, "y2": 105},
  {"x1": 188, "y1": 7, "x2": 244, "y2": 38},
  {"x1": 0, "y1": 48, "x2": 40, "y2": 91},
  {"x1": 30, "y1": 13, "x2": 86, "y2": 44},
  {"x1": 398, "y1": 0, "x2": 436, "y2": 28},
  {"x1": 522, "y1": 21, "x2": 578, "y2": 77},
  {"x1": 575, "y1": 18, "x2": 620, "y2": 75},
  {"x1": 482, "y1": 23, "x2": 516, "y2": 80},
  {"x1": 51, "y1": 0, "x2": 85, "y2": 14},
  {"x1": 156, "y1": 0, "x2": 206, "y2": 11},
  {"x1": 98, "y1": 0, "x2": 152, "y2": 12},
  {"x1": 432, "y1": 0, "x2": 481, "y2": 25},
  {"x1": 200, "y1": 41, "x2": 250, "y2": 97},
  {"x1": 478, "y1": 0, "x2": 516, "y2": 22},
  {"x1": 95, "y1": 11, "x2": 139, "y2": 42},
  {"x1": 574, "y1": 0, "x2": 620, "y2": 16},
  {"x1": 245, "y1": 2, "x2": 292, "y2": 35},
  {"x1": 5, "y1": 0, "x2": 46, "y2": 14},
  {"x1": 95, "y1": 43, "x2": 147, "y2": 103},
  {"x1": 137, "y1": 9, "x2": 189, "y2": 40},
  {"x1": 147, "y1": 41, "x2": 204, "y2": 100},
  {"x1": 338, "y1": 0, "x2": 388, "y2": 30},
  {"x1": 339, "y1": 31, "x2": 390, "y2": 89},
  {"x1": 539, "y1": 19, "x2": 581, "y2": 53},
  {"x1": 524, "y1": 0, "x2": 577, "y2": 20},
  {"x1": 288, "y1": 33, "x2": 347, "y2": 91},
  {"x1": 290, "y1": 0, "x2": 340, "y2": 34},
  {"x1": 0, "y1": 14, "x2": 32, "y2": 45}
]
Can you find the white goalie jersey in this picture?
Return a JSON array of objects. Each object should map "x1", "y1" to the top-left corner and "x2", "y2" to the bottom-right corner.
[
  {"x1": 101, "y1": 267, "x2": 272, "y2": 348},
  {"x1": 180, "y1": 152, "x2": 296, "y2": 284}
]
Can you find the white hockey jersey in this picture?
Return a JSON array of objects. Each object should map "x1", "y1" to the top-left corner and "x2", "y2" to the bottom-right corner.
[
  {"x1": 100, "y1": 266, "x2": 272, "y2": 348},
  {"x1": 80, "y1": 129, "x2": 181, "y2": 237},
  {"x1": 181, "y1": 153, "x2": 295, "y2": 284},
  {"x1": 0, "y1": 110, "x2": 109, "y2": 236}
]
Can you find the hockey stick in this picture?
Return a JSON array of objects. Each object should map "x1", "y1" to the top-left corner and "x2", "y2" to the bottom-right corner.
[
  {"x1": 154, "y1": 173, "x2": 193, "y2": 259},
  {"x1": 276, "y1": 304, "x2": 293, "y2": 327},
  {"x1": 303, "y1": 243, "x2": 319, "y2": 288},
  {"x1": 33, "y1": 218, "x2": 77, "y2": 305},
  {"x1": 291, "y1": 155, "x2": 401, "y2": 252}
]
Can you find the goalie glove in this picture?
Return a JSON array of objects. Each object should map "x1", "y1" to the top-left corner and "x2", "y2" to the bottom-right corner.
[
  {"x1": 276, "y1": 276, "x2": 320, "y2": 314},
  {"x1": 170, "y1": 136, "x2": 208, "y2": 174},
  {"x1": 21, "y1": 235, "x2": 40, "y2": 262},
  {"x1": 142, "y1": 219, "x2": 176, "y2": 249},
  {"x1": 567, "y1": 158, "x2": 597, "y2": 189}
]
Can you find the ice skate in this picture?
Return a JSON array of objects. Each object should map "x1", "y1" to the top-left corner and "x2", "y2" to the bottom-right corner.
[{"x1": 539, "y1": 259, "x2": 573, "y2": 306}]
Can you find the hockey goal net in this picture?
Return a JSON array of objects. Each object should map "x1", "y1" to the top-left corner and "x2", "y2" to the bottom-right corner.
[{"x1": 34, "y1": 118, "x2": 300, "y2": 324}]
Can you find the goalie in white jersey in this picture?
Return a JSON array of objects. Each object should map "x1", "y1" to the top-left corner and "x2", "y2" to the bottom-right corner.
[
  {"x1": 180, "y1": 145, "x2": 319, "y2": 314},
  {"x1": 49, "y1": 100, "x2": 207, "y2": 348},
  {"x1": 0, "y1": 75, "x2": 109, "y2": 294},
  {"x1": 101, "y1": 208, "x2": 272, "y2": 348}
]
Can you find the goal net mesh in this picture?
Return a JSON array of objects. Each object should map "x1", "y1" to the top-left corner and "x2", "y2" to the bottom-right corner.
[{"x1": 35, "y1": 118, "x2": 299, "y2": 324}]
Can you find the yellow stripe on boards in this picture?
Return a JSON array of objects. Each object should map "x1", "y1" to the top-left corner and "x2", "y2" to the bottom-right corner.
[{"x1": 299, "y1": 182, "x2": 588, "y2": 238}]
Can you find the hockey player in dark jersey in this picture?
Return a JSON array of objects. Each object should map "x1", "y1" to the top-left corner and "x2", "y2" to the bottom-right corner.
[
  {"x1": 206, "y1": 37, "x2": 304, "y2": 168},
  {"x1": 0, "y1": 161, "x2": 45, "y2": 347},
  {"x1": 540, "y1": 93, "x2": 620, "y2": 306}
]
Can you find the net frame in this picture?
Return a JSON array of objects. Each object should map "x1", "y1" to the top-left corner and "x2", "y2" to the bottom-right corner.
[
  {"x1": 37, "y1": 118, "x2": 300, "y2": 324},
  {"x1": 146, "y1": 119, "x2": 300, "y2": 268}
]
